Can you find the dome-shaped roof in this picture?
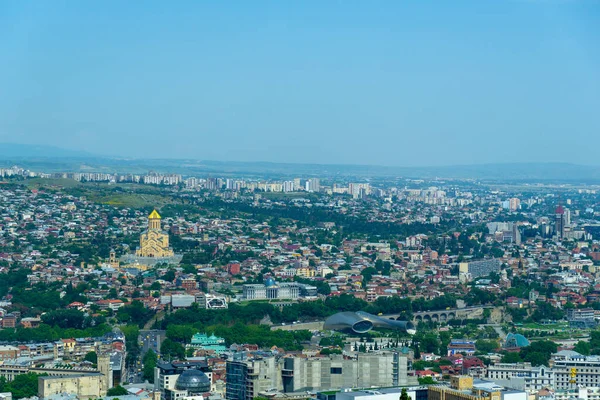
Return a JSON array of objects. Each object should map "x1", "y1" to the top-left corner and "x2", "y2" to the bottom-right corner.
[
  {"x1": 264, "y1": 277, "x2": 277, "y2": 287},
  {"x1": 175, "y1": 369, "x2": 211, "y2": 393}
]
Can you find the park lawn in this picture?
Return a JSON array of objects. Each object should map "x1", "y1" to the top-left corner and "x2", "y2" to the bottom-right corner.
[
  {"x1": 521, "y1": 322, "x2": 569, "y2": 330},
  {"x1": 25, "y1": 177, "x2": 83, "y2": 189},
  {"x1": 261, "y1": 192, "x2": 314, "y2": 200},
  {"x1": 94, "y1": 193, "x2": 174, "y2": 208}
]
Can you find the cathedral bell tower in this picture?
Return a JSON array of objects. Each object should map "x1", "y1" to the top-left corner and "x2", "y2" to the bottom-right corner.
[
  {"x1": 135, "y1": 208, "x2": 174, "y2": 258},
  {"x1": 148, "y1": 209, "x2": 162, "y2": 230}
]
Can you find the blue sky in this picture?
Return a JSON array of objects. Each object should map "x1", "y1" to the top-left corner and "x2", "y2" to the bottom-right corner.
[{"x1": 0, "y1": 1, "x2": 599, "y2": 166}]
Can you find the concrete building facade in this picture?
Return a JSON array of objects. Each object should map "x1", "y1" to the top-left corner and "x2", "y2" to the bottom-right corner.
[
  {"x1": 38, "y1": 373, "x2": 104, "y2": 400},
  {"x1": 281, "y1": 352, "x2": 415, "y2": 392},
  {"x1": 225, "y1": 352, "x2": 417, "y2": 400},
  {"x1": 486, "y1": 363, "x2": 554, "y2": 392}
]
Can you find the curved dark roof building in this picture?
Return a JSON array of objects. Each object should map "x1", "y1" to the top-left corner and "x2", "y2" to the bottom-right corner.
[
  {"x1": 175, "y1": 369, "x2": 211, "y2": 393},
  {"x1": 323, "y1": 311, "x2": 416, "y2": 334}
]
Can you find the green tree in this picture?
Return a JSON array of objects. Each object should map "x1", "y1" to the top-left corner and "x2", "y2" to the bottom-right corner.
[
  {"x1": 320, "y1": 348, "x2": 342, "y2": 355},
  {"x1": 475, "y1": 339, "x2": 498, "y2": 354},
  {"x1": 574, "y1": 341, "x2": 591, "y2": 356},
  {"x1": 361, "y1": 267, "x2": 378, "y2": 285},
  {"x1": 166, "y1": 325, "x2": 197, "y2": 344},
  {"x1": 420, "y1": 333, "x2": 439, "y2": 354},
  {"x1": 122, "y1": 325, "x2": 140, "y2": 368},
  {"x1": 143, "y1": 350, "x2": 158, "y2": 383},
  {"x1": 519, "y1": 340, "x2": 558, "y2": 366},
  {"x1": 1, "y1": 373, "x2": 43, "y2": 399},
  {"x1": 522, "y1": 352, "x2": 549, "y2": 367},
  {"x1": 41, "y1": 309, "x2": 87, "y2": 329},
  {"x1": 501, "y1": 352, "x2": 523, "y2": 363},
  {"x1": 116, "y1": 300, "x2": 154, "y2": 327},
  {"x1": 413, "y1": 341, "x2": 421, "y2": 360},
  {"x1": 465, "y1": 288, "x2": 496, "y2": 306},
  {"x1": 530, "y1": 302, "x2": 565, "y2": 322},
  {"x1": 161, "y1": 270, "x2": 176, "y2": 282},
  {"x1": 418, "y1": 376, "x2": 436, "y2": 385},
  {"x1": 160, "y1": 338, "x2": 186, "y2": 360},
  {"x1": 84, "y1": 351, "x2": 98, "y2": 364},
  {"x1": 400, "y1": 388, "x2": 409, "y2": 400},
  {"x1": 107, "y1": 386, "x2": 129, "y2": 396}
]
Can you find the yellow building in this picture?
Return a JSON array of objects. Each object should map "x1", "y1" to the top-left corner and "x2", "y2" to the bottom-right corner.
[
  {"x1": 136, "y1": 210, "x2": 175, "y2": 258},
  {"x1": 428, "y1": 376, "x2": 503, "y2": 400},
  {"x1": 296, "y1": 267, "x2": 316, "y2": 278}
]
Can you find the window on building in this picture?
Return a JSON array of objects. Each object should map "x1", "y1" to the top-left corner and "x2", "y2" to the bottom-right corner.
[{"x1": 330, "y1": 367, "x2": 342, "y2": 374}]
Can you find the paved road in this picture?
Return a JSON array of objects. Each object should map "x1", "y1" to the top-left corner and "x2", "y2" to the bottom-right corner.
[
  {"x1": 127, "y1": 366, "x2": 144, "y2": 384},
  {"x1": 140, "y1": 329, "x2": 165, "y2": 355},
  {"x1": 131, "y1": 311, "x2": 168, "y2": 385},
  {"x1": 144, "y1": 310, "x2": 167, "y2": 330}
]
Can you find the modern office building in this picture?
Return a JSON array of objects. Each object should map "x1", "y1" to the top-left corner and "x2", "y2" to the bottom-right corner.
[
  {"x1": 225, "y1": 352, "x2": 417, "y2": 400},
  {"x1": 225, "y1": 353, "x2": 281, "y2": 400},
  {"x1": 155, "y1": 361, "x2": 213, "y2": 400},
  {"x1": 487, "y1": 222, "x2": 521, "y2": 245},
  {"x1": 281, "y1": 352, "x2": 416, "y2": 393},
  {"x1": 555, "y1": 206, "x2": 566, "y2": 239}
]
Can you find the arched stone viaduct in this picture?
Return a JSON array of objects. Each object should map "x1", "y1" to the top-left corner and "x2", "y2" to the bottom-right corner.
[{"x1": 383, "y1": 306, "x2": 491, "y2": 323}]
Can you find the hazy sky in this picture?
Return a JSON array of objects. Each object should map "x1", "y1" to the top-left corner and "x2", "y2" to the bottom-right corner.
[{"x1": 1, "y1": 1, "x2": 599, "y2": 166}]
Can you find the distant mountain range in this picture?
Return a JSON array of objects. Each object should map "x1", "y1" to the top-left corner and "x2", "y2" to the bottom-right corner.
[
  {"x1": 0, "y1": 143, "x2": 97, "y2": 159},
  {"x1": 1, "y1": 143, "x2": 600, "y2": 182}
]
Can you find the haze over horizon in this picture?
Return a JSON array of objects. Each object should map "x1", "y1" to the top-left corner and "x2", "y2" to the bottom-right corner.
[{"x1": 1, "y1": 1, "x2": 599, "y2": 167}]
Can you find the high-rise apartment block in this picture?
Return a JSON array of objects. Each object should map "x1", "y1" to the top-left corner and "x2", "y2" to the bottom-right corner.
[
  {"x1": 306, "y1": 178, "x2": 320, "y2": 192},
  {"x1": 555, "y1": 205, "x2": 565, "y2": 238},
  {"x1": 226, "y1": 353, "x2": 281, "y2": 400},
  {"x1": 349, "y1": 183, "x2": 371, "y2": 199},
  {"x1": 459, "y1": 259, "x2": 501, "y2": 281}
]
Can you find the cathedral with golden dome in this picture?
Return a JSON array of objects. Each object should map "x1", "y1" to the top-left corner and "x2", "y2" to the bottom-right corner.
[{"x1": 136, "y1": 209, "x2": 175, "y2": 258}]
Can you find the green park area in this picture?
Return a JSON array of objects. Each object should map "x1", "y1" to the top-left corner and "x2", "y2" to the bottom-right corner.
[
  {"x1": 24, "y1": 178, "x2": 175, "y2": 209},
  {"x1": 520, "y1": 321, "x2": 570, "y2": 330},
  {"x1": 92, "y1": 192, "x2": 173, "y2": 208},
  {"x1": 25, "y1": 177, "x2": 83, "y2": 189}
]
